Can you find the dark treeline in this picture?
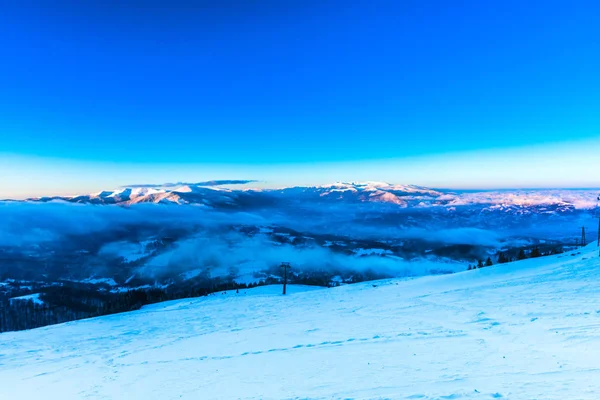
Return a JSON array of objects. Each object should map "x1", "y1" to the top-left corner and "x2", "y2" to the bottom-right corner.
[
  {"x1": 1, "y1": 267, "x2": 374, "y2": 333},
  {"x1": 0, "y1": 280, "x2": 269, "y2": 333},
  {"x1": 468, "y1": 246, "x2": 564, "y2": 270}
]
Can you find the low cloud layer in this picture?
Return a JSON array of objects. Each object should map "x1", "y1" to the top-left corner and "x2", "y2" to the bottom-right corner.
[
  {"x1": 0, "y1": 199, "x2": 591, "y2": 282},
  {"x1": 132, "y1": 233, "x2": 463, "y2": 281}
]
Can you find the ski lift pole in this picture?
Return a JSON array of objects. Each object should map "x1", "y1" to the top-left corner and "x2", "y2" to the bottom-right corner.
[
  {"x1": 597, "y1": 217, "x2": 600, "y2": 253},
  {"x1": 280, "y1": 262, "x2": 291, "y2": 295},
  {"x1": 596, "y1": 195, "x2": 600, "y2": 256}
]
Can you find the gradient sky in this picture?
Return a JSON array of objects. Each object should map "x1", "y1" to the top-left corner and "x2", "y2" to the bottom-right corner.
[{"x1": 1, "y1": 1, "x2": 599, "y2": 198}]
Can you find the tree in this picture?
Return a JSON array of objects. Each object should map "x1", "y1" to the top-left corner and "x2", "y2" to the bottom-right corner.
[
  {"x1": 497, "y1": 252, "x2": 509, "y2": 264},
  {"x1": 517, "y1": 249, "x2": 527, "y2": 260},
  {"x1": 485, "y1": 257, "x2": 493, "y2": 267},
  {"x1": 477, "y1": 259, "x2": 484, "y2": 268},
  {"x1": 530, "y1": 247, "x2": 542, "y2": 258}
]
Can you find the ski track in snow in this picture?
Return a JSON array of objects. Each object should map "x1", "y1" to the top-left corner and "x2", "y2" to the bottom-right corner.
[{"x1": 2, "y1": 248, "x2": 600, "y2": 399}]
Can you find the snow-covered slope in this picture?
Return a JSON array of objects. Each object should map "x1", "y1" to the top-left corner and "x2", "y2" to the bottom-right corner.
[{"x1": 1, "y1": 244, "x2": 600, "y2": 399}]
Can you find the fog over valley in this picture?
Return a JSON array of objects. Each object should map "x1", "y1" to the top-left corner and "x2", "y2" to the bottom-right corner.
[{"x1": 2, "y1": 183, "x2": 597, "y2": 289}]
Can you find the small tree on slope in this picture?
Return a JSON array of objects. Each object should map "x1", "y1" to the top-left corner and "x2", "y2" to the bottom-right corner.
[{"x1": 497, "y1": 252, "x2": 509, "y2": 264}]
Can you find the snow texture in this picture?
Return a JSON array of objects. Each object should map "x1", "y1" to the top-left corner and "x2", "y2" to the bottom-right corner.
[{"x1": 1, "y1": 245, "x2": 600, "y2": 399}]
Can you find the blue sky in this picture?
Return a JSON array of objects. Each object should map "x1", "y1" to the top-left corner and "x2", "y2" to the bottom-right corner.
[{"x1": 1, "y1": 1, "x2": 599, "y2": 197}]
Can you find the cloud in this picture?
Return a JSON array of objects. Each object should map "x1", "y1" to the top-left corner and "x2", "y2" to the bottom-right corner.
[
  {"x1": 0, "y1": 201, "x2": 467, "y2": 281},
  {"x1": 120, "y1": 180, "x2": 258, "y2": 188},
  {"x1": 0, "y1": 197, "x2": 589, "y2": 283},
  {"x1": 132, "y1": 232, "x2": 464, "y2": 281},
  {"x1": 0, "y1": 201, "x2": 265, "y2": 246}
]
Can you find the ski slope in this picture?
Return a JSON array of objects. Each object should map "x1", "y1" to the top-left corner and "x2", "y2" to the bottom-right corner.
[{"x1": 2, "y1": 245, "x2": 600, "y2": 399}]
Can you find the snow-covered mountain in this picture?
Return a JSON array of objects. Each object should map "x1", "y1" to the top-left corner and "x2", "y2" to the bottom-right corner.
[
  {"x1": 23, "y1": 182, "x2": 444, "y2": 207},
  {"x1": 2, "y1": 242, "x2": 599, "y2": 399},
  {"x1": 21, "y1": 182, "x2": 600, "y2": 212}
]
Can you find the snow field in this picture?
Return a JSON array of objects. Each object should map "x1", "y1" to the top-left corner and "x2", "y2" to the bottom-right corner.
[{"x1": 1, "y1": 245, "x2": 600, "y2": 399}]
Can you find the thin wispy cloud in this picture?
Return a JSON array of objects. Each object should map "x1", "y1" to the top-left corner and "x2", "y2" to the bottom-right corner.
[{"x1": 120, "y1": 180, "x2": 258, "y2": 189}]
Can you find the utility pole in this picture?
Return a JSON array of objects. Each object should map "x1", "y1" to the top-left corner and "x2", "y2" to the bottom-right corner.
[
  {"x1": 597, "y1": 217, "x2": 600, "y2": 256},
  {"x1": 597, "y1": 218, "x2": 600, "y2": 247},
  {"x1": 206, "y1": 267, "x2": 212, "y2": 293},
  {"x1": 280, "y1": 262, "x2": 291, "y2": 295},
  {"x1": 596, "y1": 194, "x2": 600, "y2": 256}
]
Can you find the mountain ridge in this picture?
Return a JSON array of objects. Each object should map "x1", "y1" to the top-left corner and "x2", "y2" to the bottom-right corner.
[{"x1": 11, "y1": 182, "x2": 599, "y2": 210}]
